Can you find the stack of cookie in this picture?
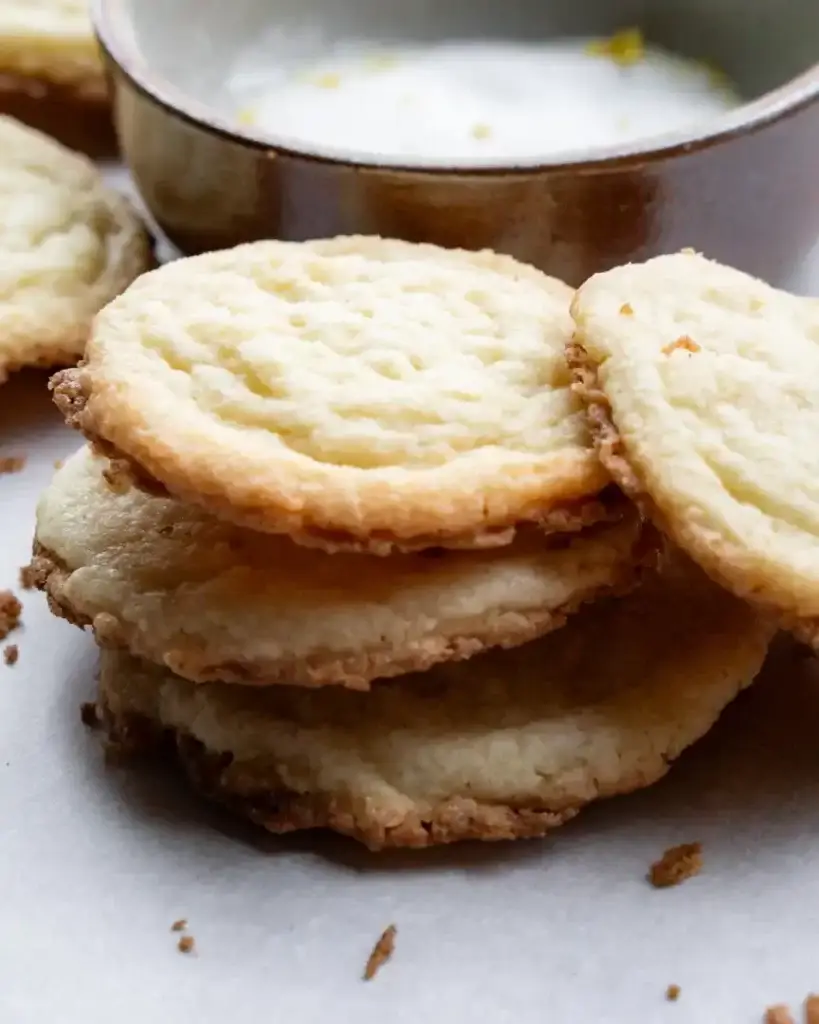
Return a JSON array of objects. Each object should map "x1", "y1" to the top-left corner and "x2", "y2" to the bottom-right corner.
[{"x1": 33, "y1": 238, "x2": 773, "y2": 849}]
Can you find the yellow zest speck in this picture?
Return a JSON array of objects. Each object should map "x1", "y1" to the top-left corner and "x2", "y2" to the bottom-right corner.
[
  {"x1": 312, "y1": 72, "x2": 342, "y2": 89},
  {"x1": 364, "y1": 53, "x2": 398, "y2": 73},
  {"x1": 471, "y1": 123, "x2": 492, "y2": 141},
  {"x1": 585, "y1": 28, "x2": 644, "y2": 67},
  {"x1": 620, "y1": 303, "x2": 634, "y2": 316},
  {"x1": 700, "y1": 59, "x2": 734, "y2": 96},
  {"x1": 237, "y1": 108, "x2": 256, "y2": 126}
]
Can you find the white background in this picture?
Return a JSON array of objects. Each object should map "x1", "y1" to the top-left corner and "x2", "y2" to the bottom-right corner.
[{"x1": 2, "y1": 168, "x2": 819, "y2": 1023}]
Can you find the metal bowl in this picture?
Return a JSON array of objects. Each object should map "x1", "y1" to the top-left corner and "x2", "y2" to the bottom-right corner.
[{"x1": 95, "y1": 0, "x2": 819, "y2": 285}]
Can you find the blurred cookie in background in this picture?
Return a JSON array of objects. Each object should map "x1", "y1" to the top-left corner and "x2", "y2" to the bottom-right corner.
[{"x1": 0, "y1": 1, "x2": 116, "y2": 157}]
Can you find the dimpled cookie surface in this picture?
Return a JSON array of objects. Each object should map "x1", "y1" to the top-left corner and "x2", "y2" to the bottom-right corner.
[
  {"x1": 55, "y1": 237, "x2": 609, "y2": 552},
  {"x1": 0, "y1": 115, "x2": 148, "y2": 380},
  {"x1": 569, "y1": 251, "x2": 819, "y2": 627}
]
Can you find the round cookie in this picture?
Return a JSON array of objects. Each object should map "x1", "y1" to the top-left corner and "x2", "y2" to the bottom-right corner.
[
  {"x1": 0, "y1": 2, "x2": 113, "y2": 155},
  {"x1": 32, "y1": 446, "x2": 646, "y2": 689},
  {"x1": 96, "y1": 556, "x2": 773, "y2": 849},
  {"x1": 51, "y1": 236, "x2": 610, "y2": 554},
  {"x1": 0, "y1": 116, "x2": 149, "y2": 381},
  {"x1": 569, "y1": 251, "x2": 819, "y2": 636}
]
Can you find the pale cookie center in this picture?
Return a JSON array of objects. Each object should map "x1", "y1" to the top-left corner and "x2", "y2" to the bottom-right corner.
[
  {"x1": 139, "y1": 254, "x2": 584, "y2": 470},
  {"x1": 0, "y1": 160, "x2": 110, "y2": 300}
]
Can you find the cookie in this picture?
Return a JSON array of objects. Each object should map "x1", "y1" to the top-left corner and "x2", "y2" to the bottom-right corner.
[
  {"x1": 0, "y1": 116, "x2": 149, "y2": 381},
  {"x1": 96, "y1": 556, "x2": 772, "y2": 849},
  {"x1": 33, "y1": 446, "x2": 646, "y2": 689},
  {"x1": 569, "y1": 251, "x2": 819, "y2": 636},
  {"x1": 0, "y1": 2, "x2": 113, "y2": 155},
  {"x1": 51, "y1": 236, "x2": 610, "y2": 554}
]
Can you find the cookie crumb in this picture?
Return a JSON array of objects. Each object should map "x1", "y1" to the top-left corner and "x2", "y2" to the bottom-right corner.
[
  {"x1": 662, "y1": 335, "x2": 701, "y2": 356},
  {"x1": 620, "y1": 302, "x2": 634, "y2": 316},
  {"x1": 649, "y1": 842, "x2": 703, "y2": 888},
  {"x1": 3, "y1": 644, "x2": 18, "y2": 666},
  {"x1": 177, "y1": 935, "x2": 195, "y2": 954},
  {"x1": 764, "y1": 1006, "x2": 795, "y2": 1024},
  {"x1": 53, "y1": 458, "x2": 64, "y2": 470},
  {"x1": 805, "y1": 994, "x2": 819, "y2": 1023},
  {"x1": 665, "y1": 984, "x2": 681, "y2": 1002},
  {"x1": 0, "y1": 591, "x2": 22, "y2": 641},
  {"x1": 80, "y1": 701, "x2": 100, "y2": 729},
  {"x1": 18, "y1": 565, "x2": 36, "y2": 590},
  {"x1": 363, "y1": 924, "x2": 396, "y2": 981},
  {"x1": 0, "y1": 456, "x2": 25, "y2": 475},
  {"x1": 471, "y1": 122, "x2": 492, "y2": 140},
  {"x1": 171, "y1": 919, "x2": 187, "y2": 932}
]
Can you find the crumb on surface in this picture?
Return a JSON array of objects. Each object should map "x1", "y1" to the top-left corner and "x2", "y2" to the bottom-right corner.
[
  {"x1": 18, "y1": 565, "x2": 36, "y2": 590},
  {"x1": 171, "y1": 919, "x2": 188, "y2": 932},
  {"x1": 0, "y1": 591, "x2": 22, "y2": 641},
  {"x1": 805, "y1": 994, "x2": 819, "y2": 1023},
  {"x1": 3, "y1": 644, "x2": 18, "y2": 666},
  {"x1": 177, "y1": 935, "x2": 195, "y2": 954},
  {"x1": 649, "y1": 842, "x2": 703, "y2": 888},
  {"x1": 53, "y1": 458, "x2": 64, "y2": 470},
  {"x1": 80, "y1": 701, "x2": 100, "y2": 728},
  {"x1": 620, "y1": 302, "x2": 634, "y2": 316},
  {"x1": 585, "y1": 27, "x2": 644, "y2": 66},
  {"x1": 363, "y1": 924, "x2": 396, "y2": 981},
  {"x1": 665, "y1": 984, "x2": 681, "y2": 1002},
  {"x1": 764, "y1": 1005, "x2": 795, "y2": 1024},
  {"x1": 471, "y1": 122, "x2": 492, "y2": 140},
  {"x1": 0, "y1": 456, "x2": 25, "y2": 475},
  {"x1": 662, "y1": 335, "x2": 701, "y2": 356}
]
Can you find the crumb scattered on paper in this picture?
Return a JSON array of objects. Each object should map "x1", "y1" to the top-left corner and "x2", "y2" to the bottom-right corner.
[
  {"x1": 0, "y1": 456, "x2": 25, "y2": 475},
  {"x1": 620, "y1": 303, "x2": 634, "y2": 316},
  {"x1": 764, "y1": 1005, "x2": 795, "y2": 1024},
  {"x1": 3, "y1": 644, "x2": 18, "y2": 666},
  {"x1": 662, "y1": 335, "x2": 700, "y2": 356},
  {"x1": 18, "y1": 565, "x2": 36, "y2": 591},
  {"x1": 80, "y1": 702, "x2": 100, "y2": 729},
  {"x1": 237, "y1": 108, "x2": 256, "y2": 126},
  {"x1": 171, "y1": 919, "x2": 188, "y2": 933},
  {"x1": 649, "y1": 842, "x2": 703, "y2": 888},
  {"x1": 363, "y1": 924, "x2": 396, "y2": 981},
  {"x1": 0, "y1": 591, "x2": 22, "y2": 641},
  {"x1": 665, "y1": 984, "x2": 681, "y2": 1002},
  {"x1": 177, "y1": 935, "x2": 195, "y2": 954},
  {"x1": 471, "y1": 122, "x2": 492, "y2": 140},
  {"x1": 53, "y1": 458, "x2": 64, "y2": 470}
]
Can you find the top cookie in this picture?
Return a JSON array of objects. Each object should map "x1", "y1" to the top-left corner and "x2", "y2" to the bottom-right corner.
[
  {"x1": 0, "y1": 1, "x2": 104, "y2": 95},
  {"x1": 569, "y1": 251, "x2": 819, "y2": 631},
  {"x1": 52, "y1": 237, "x2": 610, "y2": 554},
  {"x1": 0, "y1": 116, "x2": 150, "y2": 381}
]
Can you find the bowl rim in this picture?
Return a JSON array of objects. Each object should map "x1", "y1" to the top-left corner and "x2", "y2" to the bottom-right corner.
[{"x1": 93, "y1": 0, "x2": 819, "y2": 173}]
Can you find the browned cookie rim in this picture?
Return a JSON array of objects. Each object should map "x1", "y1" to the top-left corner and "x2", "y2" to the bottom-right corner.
[
  {"x1": 565, "y1": 337, "x2": 796, "y2": 636},
  {"x1": 51, "y1": 363, "x2": 624, "y2": 555},
  {"x1": 31, "y1": 518, "x2": 656, "y2": 689}
]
